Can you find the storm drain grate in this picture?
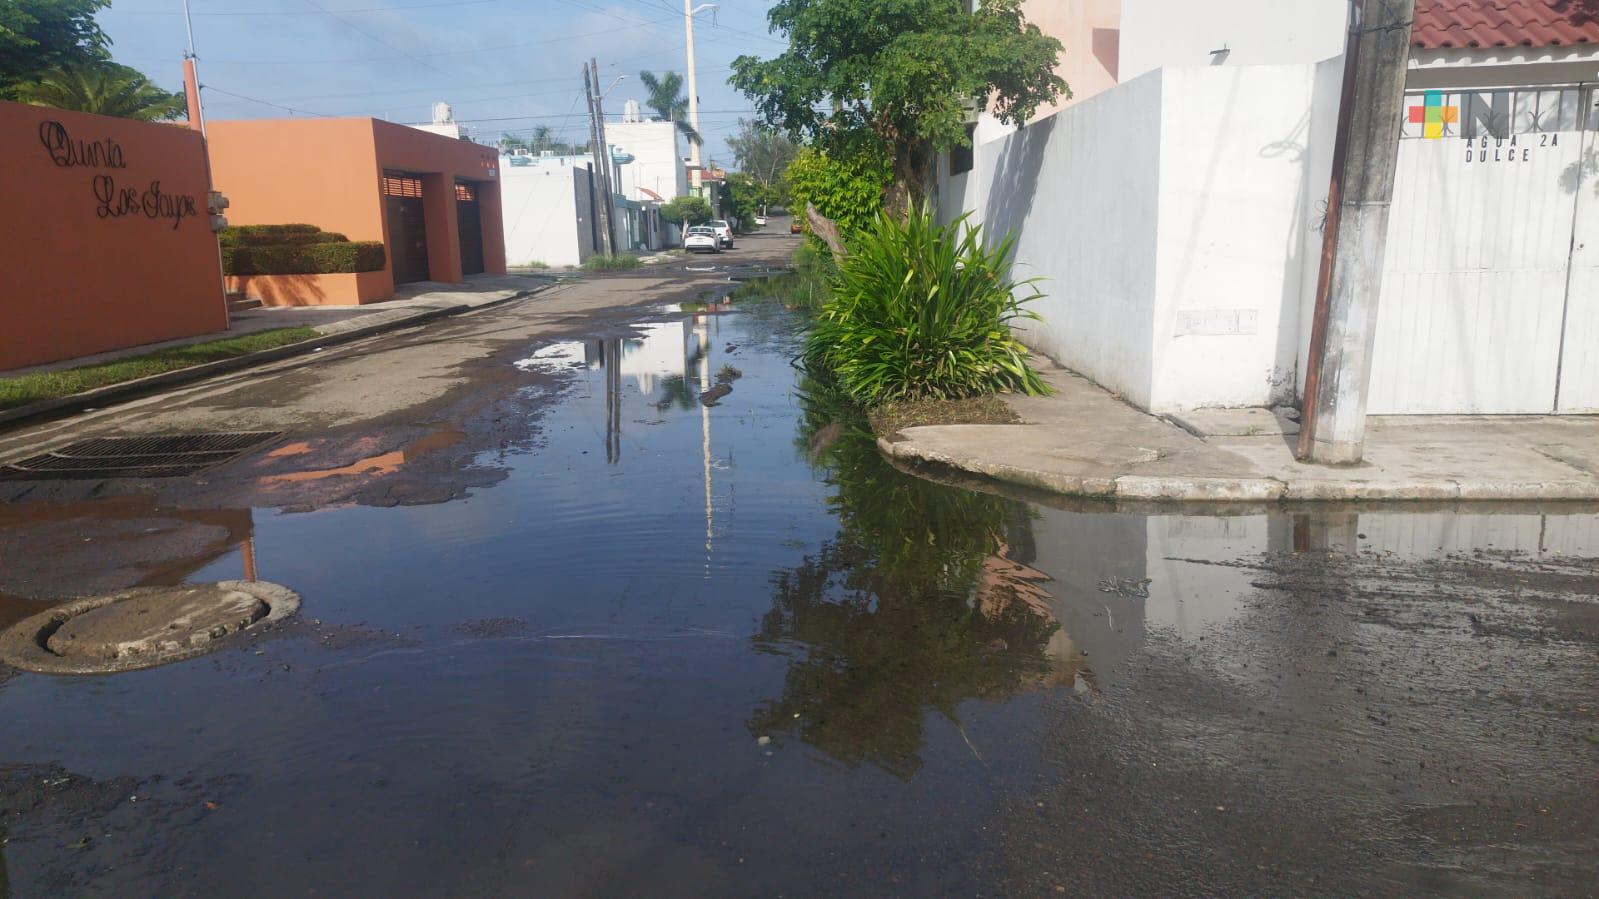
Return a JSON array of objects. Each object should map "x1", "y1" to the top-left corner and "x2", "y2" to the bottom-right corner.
[{"x1": 0, "y1": 432, "x2": 285, "y2": 480}]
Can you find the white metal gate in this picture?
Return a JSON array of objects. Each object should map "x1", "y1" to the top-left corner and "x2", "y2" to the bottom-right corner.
[{"x1": 1369, "y1": 85, "x2": 1599, "y2": 414}]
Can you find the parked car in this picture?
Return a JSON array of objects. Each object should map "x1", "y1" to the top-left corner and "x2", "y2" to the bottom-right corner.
[
  {"x1": 684, "y1": 226, "x2": 721, "y2": 254},
  {"x1": 754, "y1": 215, "x2": 767, "y2": 227},
  {"x1": 790, "y1": 220, "x2": 802, "y2": 235},
  {"x1": 708, "y1": 219, "x2": 734, "y2": 249}
]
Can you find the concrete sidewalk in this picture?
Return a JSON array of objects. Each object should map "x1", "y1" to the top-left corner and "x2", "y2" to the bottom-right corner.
[
  {"x1": 879, "y1": 366, "x2": 1599, "y2": 502},
  {"x1": 0, "y1": 274, "x2": 552, "y2": 426}
]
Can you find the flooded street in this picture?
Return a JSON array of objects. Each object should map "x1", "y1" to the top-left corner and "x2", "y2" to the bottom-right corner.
[{"x1": 0, "y1": 265, "x2": 1595, "y2": 895}]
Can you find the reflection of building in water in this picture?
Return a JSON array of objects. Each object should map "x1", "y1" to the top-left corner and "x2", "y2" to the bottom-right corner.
[
  {"x1": 581, "y1": 321, "x2": 698, "y2": 395},
  {"x1": 0, "y1": 498, "x2": 257, "y2": 626}
]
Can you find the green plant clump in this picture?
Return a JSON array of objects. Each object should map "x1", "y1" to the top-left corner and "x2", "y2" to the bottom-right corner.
[
  {"x1": 803, "y1": 206, "x2": 1049, "y2": 405},
  {"x1": 219, "y1": 225, "x2": 384, "y2": 275},
  {"x1": 582, "y1": 254, "x2": 643, "y2": 273}
]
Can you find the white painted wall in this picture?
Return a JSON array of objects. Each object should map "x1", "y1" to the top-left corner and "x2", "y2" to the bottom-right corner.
[
  {"x1": 1119, "y1": 0, "x2": 1347, "y2": 80},
  {"x1": 1151, "y1": 64, "x2": 1333, "y2": 409},
  {"x1": 499, "y1": 162, "x2": 596, "y2": 268},
  {"x1": 605, "y1": 120, "x2": 688, "y2": 202},
  {"x1": 957, "y1": 63, "x2": 1334, "y2": 412}
]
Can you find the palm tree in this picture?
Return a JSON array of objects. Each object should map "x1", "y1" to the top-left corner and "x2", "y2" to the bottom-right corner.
[
  {"x1": 17, "y1": 63, "x2": 185, "y2": 122},
  {"x1": 637, "y1": 70, "x2": 701, "y2": 146}
]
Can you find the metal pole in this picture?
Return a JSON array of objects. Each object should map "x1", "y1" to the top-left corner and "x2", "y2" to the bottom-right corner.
[
  {"x1": 1297, "y1": 0, "x2": 1416, "y2": 464},
  {"x1": 684, "y1": 0, "x2": 704, "y2": 194},
  {"x1": 583, "y1": 63, "x2": 615, "y2": 257}
]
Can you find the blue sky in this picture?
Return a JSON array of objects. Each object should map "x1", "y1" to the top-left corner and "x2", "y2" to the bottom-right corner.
[{"x1": 98, "y1": 0, "x2": 787, "y2": 165}]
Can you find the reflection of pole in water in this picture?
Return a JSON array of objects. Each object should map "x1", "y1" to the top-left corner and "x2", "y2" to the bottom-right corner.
[
  {"x1": 604, "y1": 337, "x2": 623, "y2": 464},
  {"x1": 241, "y1": 537, "x2": 258, "y2": 583},
  {"x1": 696, "y1": 316, "x2": 713, "y2": 575}
]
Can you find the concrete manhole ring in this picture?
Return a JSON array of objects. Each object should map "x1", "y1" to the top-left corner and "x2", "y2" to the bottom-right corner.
[{"x1": 0, "y1": 581, "x2": 300, "y2": 675}]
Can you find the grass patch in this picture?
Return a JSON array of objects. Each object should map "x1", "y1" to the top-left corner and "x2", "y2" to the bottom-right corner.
[
  {"x1": 0, "y1": 327, "x2": 320, "y2": 411},
  {"x1": 581, "y1": 254, "x2": 643, "y2": 273},
  {"x1": 514, "y1": 260, "x2": 551, "y2": 271},
  {"x1": 867, "y1": 395, "x2": 1020, "y2": 439}
]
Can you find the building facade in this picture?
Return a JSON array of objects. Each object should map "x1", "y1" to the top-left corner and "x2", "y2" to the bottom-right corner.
[
  {"x1": 943, "y1": 0, "x2": 1599, "y2": 416},
  {"x1": 1, "y1": 100, "x2": 226, "y2": 370},
  {"x1": 208, "y1": 117, "x2": 506, "y2": 305},
  {"x1": 604, "y1": 119, "x2": 689, "y2": 203}
]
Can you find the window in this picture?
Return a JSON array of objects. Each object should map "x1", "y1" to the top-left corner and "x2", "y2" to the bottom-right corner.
[
  {"x1": 455, "y1": 182, "x2": 478, "y2": 202},
  {"x1": 382, "y1": 174, "x2": 424, "y2": 197},
  {"x1": 949, "y1": 124, "x2": 976, "y2": 175}
]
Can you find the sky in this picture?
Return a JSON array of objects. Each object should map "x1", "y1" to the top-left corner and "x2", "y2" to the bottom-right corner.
[{"x1": 97, "y1": 0, "x2": 789, "y2": 166}]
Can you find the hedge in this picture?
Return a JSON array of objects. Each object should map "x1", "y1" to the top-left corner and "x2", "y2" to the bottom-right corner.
[
  {"x1": 224, "y1": 241, "x2": 386, "y2": 275},
  {"x1": 220, "y1": 228, "x2": 349, "y2": 248}
]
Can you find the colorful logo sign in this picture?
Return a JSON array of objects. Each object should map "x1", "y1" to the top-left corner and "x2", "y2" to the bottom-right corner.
[{"x1": 1408, "y1": 90, "x2": 1459, "y2": 139}]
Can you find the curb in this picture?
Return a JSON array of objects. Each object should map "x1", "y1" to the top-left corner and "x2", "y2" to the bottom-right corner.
[
  {"x1": 878, "y1": 437, "x2": 1599, "y2": 504},
  {"x1": 0, "y1": 285, "x2": 548, "y2": 431}
]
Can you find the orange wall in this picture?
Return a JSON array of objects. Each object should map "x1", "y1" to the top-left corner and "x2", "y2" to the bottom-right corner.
[
  {"x1": 0, "y1": 100, "x2": 226, "y2": 371},
  {"x1": 372, "y1": 120, "x2": 506, "y2": 282},
  {"x1": 209, "y1": 117, "x2": 505, "y2": 299}
]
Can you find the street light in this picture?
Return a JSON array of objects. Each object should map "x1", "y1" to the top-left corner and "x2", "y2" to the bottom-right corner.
[{"x1": 684, "y1": 1, "x2": 718, "y2": 194}]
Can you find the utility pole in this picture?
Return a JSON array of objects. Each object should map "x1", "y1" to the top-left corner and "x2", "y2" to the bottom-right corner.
[
  {"x1": 1297, "y1": 0, "x2": 1415, "y2": 464},
  {"x1": 683, "y1": 2, "x2": 718, "y2": 195},
  {"x1": 583, "y1": 62, "x2": 615, "y2": 257},
  {"x1": 591, "y1": 58, "x2": 622, "y2": 252}
]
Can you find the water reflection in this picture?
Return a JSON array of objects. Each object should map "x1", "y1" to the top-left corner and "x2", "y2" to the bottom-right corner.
[{"x1": 751, "y1": 387, "x2": 1079, "y2": 779}]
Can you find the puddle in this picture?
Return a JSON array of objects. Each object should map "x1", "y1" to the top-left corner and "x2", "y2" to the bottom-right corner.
[{"x1": 0, "y1": 301, "x2": 1594, "y2": 893}]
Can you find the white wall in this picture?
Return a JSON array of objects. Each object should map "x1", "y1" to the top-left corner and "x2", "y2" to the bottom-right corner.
[
  {"x1": 977, "y1": 72, "x2": 1166, "y2": 408},
  {"x1": 605, "y1": 120, "x2": 688, "y2": 202},
  {"x1": 956, "y1": 63, "x2": 1335, "y2": 412},
  {"x1": 1151, "y1": 64, "x2": 1333, "y2": 409},
  {"x1": 499, "y1": 165, "x2": 595, "y2": 268},
  {"x1": 1119, "y1": 0, "x2": 1347, "y2": 80}
]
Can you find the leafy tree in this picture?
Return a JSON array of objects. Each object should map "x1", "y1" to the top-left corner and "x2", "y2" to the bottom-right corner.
[
  {"x1": 727, "y1": 120, "x2": 799, "y2": 206},
  {"x1": 0, "y1": 0, "x2": 110, "y2": 98},
  {"x1": 660, "y1": 194, "x2": 712, "y2": 232},
  {"x1": 784, "y1": 143, "x2": 891, "y2": 251},
  {"x1": 723, "y1": 172, "x2": 777, "y2": 227},
  {"x1": 17, "y1": 62, "x2": 184, "y2": 121},
  {"x1": 731, "y1": 0, "x2": 1065, "y2": 214},
  {"x1": 498, "y1": 133, "x2": 530, "y2": 153},
  {"x1": 637, "y1": 70, "x2": 701, "y2": 146}
]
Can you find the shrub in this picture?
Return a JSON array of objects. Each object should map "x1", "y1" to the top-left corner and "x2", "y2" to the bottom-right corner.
[
  {"x1": 217, "y1": 224, "x2": 321, "y2": 247},
  {"x1": 785, "y1": 143, "x2": 892, "y2": 248},
  {"x1": 803, "y1": 205, "x2": 1049, "y2": 405},
  {"x1": 224, "y1": 241, "x2": 386, "y2": 275},
  {"x1": 582, "y1": 254, "x2": 642, "y2": 273}
]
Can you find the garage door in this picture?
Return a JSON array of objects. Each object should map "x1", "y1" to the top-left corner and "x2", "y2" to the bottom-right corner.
[
  {"x1": 456, "y1": 181, "x2": 484, "y2": 276},
  {"x1": 383, "y1": 174, "x2": 430, "y2": 284},
  {"x1": 1369, "y1": 86, "x2": 1599, "y2": 413}
]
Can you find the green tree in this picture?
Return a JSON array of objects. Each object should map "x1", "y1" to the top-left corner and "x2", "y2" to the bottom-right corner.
[
  {"x1": 723, "y1": 172, "x2": 777, "y2": 227},
  {"x1": 498, "y1": 133, "x2": 530, "y2": 153},
  {"x1": 17, "y1": 62, "x2": 184, "y2": 121},
  {"x1": 731, "y1": 0, "x2": 1065, "y2": 215},
  {"x1": 660, "y1": 194, "x2": 713, "y2": 232},
  {"x1": 727, "y1": 120, "x2": 799, "y2": 207},
  {"x1": 0, "y1": 0, "x2": 110, "y2": 98},
  {"x1": 637, "y1": 70, "x2": 701, "y2": 146},
  {"x1": 784, "y1": 143, "x2": 891, "y2": 250}
]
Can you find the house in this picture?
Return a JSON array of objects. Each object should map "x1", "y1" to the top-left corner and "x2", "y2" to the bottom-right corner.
[
  {"x1": 207, "y1": 117, "x2": 506, "y2": 306},
  {"x1": 499, "y1": 153, "x2": 603, "y2": 268},
  {"x1": 605, "y1": 117, "x2": 690, "y2": 203},
  {"x1": 944, "y1": 0, "x2": 1599, "y2": 417},
  {"x1": 1, "y1": 100, "x2": 226, "y2": 371}
]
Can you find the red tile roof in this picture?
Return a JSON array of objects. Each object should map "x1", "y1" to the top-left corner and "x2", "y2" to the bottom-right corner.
[{"x1": 1413, "y1": 0, "x2": 1599, "y2": 49}]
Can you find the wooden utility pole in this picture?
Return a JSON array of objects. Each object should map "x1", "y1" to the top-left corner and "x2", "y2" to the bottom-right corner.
[
  {"x1": 591, "y1": 58, "x2": 622, "y2": 253},
  {"x1": 583, "y1": 62, "x2": 616, "y2": 257},
  {"x1": 1297, "y1": 0, "x2": 1416, "y2": 464}
]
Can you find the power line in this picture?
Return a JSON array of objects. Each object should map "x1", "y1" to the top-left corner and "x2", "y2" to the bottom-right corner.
[{"x1": 108, "y1": 0, "x2": 503, "y2": 15}]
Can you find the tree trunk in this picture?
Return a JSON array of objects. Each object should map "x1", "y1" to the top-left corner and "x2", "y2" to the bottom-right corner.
[
  {"x1": 884, "y1": 139, "x2": 935, "y2": 218},
  {"x1": 806, "y1": 202, "x2": 848, "y2": 257}
]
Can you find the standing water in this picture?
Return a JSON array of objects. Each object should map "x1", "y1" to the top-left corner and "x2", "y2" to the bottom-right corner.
[{"x1": 0, "y1": 298, "x2": 1594, "y2": 895}]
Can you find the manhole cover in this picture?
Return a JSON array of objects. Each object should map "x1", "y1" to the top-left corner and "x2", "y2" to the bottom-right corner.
[
  {"x1": 0, "y1": 432, "x2": 285, "y2": 480},
  {"x1": 0, "y1": 581, "x2": 300, "y2": 674}
]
